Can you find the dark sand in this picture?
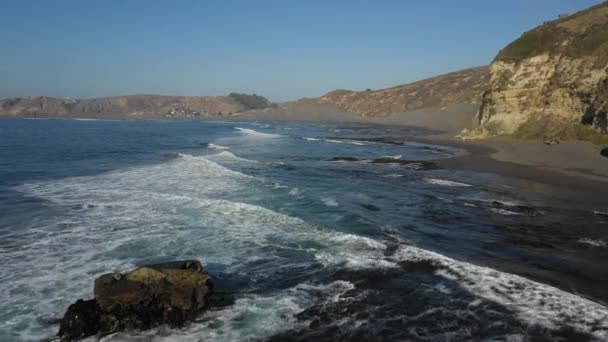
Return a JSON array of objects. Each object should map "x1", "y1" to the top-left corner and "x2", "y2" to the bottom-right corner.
[{"x1": 238, "y1": 102, "x2": 608, "y2": 210}]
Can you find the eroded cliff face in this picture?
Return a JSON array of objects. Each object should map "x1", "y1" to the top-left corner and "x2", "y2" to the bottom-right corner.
[{"x1": 462, "y1": 2, "x2": 608, "y2": 143}]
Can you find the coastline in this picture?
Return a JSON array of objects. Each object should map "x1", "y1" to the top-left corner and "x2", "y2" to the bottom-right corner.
[
  {"x1": 239, "y1": 102, "x2": 608, "y2": 209},
  {"x1": 4, "y1": 104, "x2": 608, "y2": 203}
]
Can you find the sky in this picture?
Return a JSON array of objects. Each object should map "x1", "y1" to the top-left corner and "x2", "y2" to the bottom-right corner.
[{"x1": 0, "y1": 0, "x2": 604, "y2": 102}]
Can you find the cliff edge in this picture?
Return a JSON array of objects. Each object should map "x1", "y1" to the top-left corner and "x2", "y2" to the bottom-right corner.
[{"x1": 462, "y1": 2, "x2": 608, "y2": 144}]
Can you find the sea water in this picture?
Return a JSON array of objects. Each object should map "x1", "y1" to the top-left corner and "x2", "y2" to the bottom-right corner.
[{"x1": 0, "y1": 119, "x2": 607, "y2": 341}]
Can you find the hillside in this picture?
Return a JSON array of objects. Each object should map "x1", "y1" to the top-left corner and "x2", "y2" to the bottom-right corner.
[
  {"x1": 462, "y1": 1, "x2": 608, "y2": 144},
  {"x1": 0, "y1": 93, "x2": 275, "y2": 119},
  {"x1": 317, "y1": 66, "x2": 489, "y2": 117}
]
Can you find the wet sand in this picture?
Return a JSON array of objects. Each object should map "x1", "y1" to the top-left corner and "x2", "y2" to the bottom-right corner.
[{"x1": 238, "y1": 101, "x2": 608, "y2": 209}]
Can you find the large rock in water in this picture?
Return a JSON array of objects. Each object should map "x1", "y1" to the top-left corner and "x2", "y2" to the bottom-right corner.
[{"x1": 58, "y1": 260, "x2": 211, "y2": 341}]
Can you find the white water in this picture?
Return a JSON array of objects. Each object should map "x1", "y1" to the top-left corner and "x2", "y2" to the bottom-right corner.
[
  {"x1": 424, "y1": 178, "x2": 473, "y2": 187},
  {"x1": 4, "y1": 153, "x2": 390, "y2": 341},
  {"x1": 235, "y1": 127, "x2": 284, "y2": 138}
]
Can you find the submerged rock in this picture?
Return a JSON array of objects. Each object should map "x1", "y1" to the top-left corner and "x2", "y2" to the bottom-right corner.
[
  {"x1": 329, "y1": 156, "x2": 440, "y2": 170},
  {"x1": 360, "y1": 204, "x2": 381, "y2": 212},
  {"x1": 58, "y1": 260, "x2": 211, "y2": 341},
  {"x1": 370, "y1": 158, "x2": 440, "y2": 170}
]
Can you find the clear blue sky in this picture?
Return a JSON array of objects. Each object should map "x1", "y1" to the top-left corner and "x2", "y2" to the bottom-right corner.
[{"x1": 0, "y1": 0, "x2": 603, "y2": 101}]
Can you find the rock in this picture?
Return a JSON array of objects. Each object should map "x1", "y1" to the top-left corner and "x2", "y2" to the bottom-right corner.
[
  {"x1": 360, "y1": 204, "x2": 381, "y2": 211},
  {"x1": 58, "y1": 300, "x2": 101, "y2": 341},
  {"x1": 601, "y1": 147, "x2": 608, "y2": 158},
  {"x1": 58, "y1": 260, "x2": 211, "y2": 341},
  {"x1": 462, "y1": 2, "x2": 608, "y2": 143}
]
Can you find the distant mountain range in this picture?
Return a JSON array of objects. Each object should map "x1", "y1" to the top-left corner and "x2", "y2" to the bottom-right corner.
[
  {"x1": 2, "y1": 2, "x2": 607, "y2": 145},
  {"x1": 0, "y1": 93, "x2": 275, "y2": 119}
]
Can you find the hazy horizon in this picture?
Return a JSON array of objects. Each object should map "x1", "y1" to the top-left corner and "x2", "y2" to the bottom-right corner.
[{"x1": 0, "y1": 0, "x2": 603, "y2": 102}]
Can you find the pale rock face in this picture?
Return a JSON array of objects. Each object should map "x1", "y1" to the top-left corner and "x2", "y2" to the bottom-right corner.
[{"x1": 466, "y1": 54, "x2": 608, "y2": 140}]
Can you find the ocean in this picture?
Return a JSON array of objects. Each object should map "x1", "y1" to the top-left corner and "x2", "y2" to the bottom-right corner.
[{"x1": 1, "y1": 118, "x2": 607, "y2": 341}]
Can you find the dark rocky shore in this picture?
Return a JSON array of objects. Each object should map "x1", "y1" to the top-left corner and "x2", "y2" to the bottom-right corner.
[{"x1": 58, "y1": 260, "x2": 212, "y2": 341}]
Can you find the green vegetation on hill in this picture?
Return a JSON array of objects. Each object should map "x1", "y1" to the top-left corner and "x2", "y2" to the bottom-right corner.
[
  {"x1": 228, "y1": 93, "x2": 277, "y2": 110},
  {"x1": 496, "y1": 1, "x2": 608, "y2": 65}
]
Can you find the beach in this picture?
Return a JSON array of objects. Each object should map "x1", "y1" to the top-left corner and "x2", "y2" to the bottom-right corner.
[{"x1": 240, "y1": 102, "x2": 608, "y2": 208}]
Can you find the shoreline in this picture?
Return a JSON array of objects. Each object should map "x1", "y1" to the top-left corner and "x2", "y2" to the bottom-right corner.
[
  {"x1": 3, "y1": 107, "x2": 608, "y2": 208},
  {"x1": 238, "y1": 102, "x2": 608, "y2": 208}
]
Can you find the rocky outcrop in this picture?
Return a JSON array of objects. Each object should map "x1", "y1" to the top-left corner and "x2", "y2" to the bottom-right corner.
[
  {"x1": 0, "y1": 93, "x2": 275, "y2": 119},
  {"x1": 58, "y1": 260, "x2": 211, "y2": 341},
  {"x1": 317, "y1": 66, "x2": 489, "y2": 117},
  {"x1": 462, "y1": 2, "x2": 608, "y2": 144}
]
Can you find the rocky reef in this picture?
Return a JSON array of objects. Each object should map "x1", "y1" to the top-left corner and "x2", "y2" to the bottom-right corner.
[
  {"x1": 462, "y1": 2, "x2": 608, "y2": 144},
  {"x1": 57, "y1": 260, "x2": 211, "y2": 341}
]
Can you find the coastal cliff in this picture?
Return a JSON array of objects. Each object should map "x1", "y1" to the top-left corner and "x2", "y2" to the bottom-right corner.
[
  {"x1": 0, "y1": 93, "x2": 275, "y2": 119},
  {"x1": 317, "y1": 66, "x2": 489, "y2": 117},
  {"x1": 462, "y1": 2, "x2": 608, "y2": 143}
]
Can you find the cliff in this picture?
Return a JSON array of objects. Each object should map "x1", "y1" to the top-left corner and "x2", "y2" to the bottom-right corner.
[
  {"x1": 462, "y1": 2, "x2": 608, "y2": 144},
  {"x1": 317, "y1": 66, "x2": 489, "y2": 117},
  {"x1": 0, "y1": 93, "x2": 275, "y2": 119}
]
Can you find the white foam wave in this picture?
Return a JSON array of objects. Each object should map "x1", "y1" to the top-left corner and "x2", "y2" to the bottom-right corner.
[
  {"x1": 382, "y1": 155, "x2": 402, "y2": 160},
  {"x1": 288, "y1": 188, "x2": 302, "y2": 196},
  {"x1": 6, "y1": 156, "x2": 394, "y2": 340},
  {"x1": 207, "y1": 151, "x2": 256, "y2": 164},
  {"x1": 207, "y1": 143, "x2": 229, "y2": 150},
  {"x1": 381, "y1": 173, "x2": 403, "y2": 178},
  {"x1": 174, "y1": 153, "x2": 253, "y2": 178},
  {"x1": 578, "y1": 238, "x2": 607, "y2": 248},
  {"x1": 235, "y1": 127, "x2": 284, "y2": 138},
  {"x1": 320, "y1": 196, "x2": 339, "y2": 207},
  {"x1": 424, "y1": 178, "x2": 472, "y2": 187},
  {"x1": 393, "y1": 245, "x2": 608, "y2": 338},
  {"x1": 491, "y1": 208, "x2": 521, "y2": 216},
  {"x1": 324, "y1": 139, "x2": 367, "y2": 146}
]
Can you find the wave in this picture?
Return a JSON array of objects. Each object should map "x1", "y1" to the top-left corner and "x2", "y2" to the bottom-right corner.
[
  {"x1": 174, "y1": 153, "x2": 253, "y2": 178},
  {"x1": 424, "y1": 178, "x2": 472, "y2": 187},
  {"x1": 490, "y1": 208, "x2": 522, "y2": 216},
  {"x1": 578, "y1": 238, "x2": 607, "y2": 248},
  {"x1": 9, "y1": 162, "x2": 393, "y2": 340},
  {"x1": 235, "y1": 127, "x2": 284, "y2": 138},
  {"x1": 302, "y1": 137, "x2": 373, "y2": 146},
  {"x1": 392, "y1": 245, "x2": 608, "y2": 339},
  {"x1": 320, "y1": 196, "x2": 339, "y2": 207},
  {"x1": 207, "y1": 143, "x2": 229, "y2": 150},
  {"x1": 324, "y1": 139, "x2": 367, "y2": 146},
  {"x1": 206, "y1": 151, "x2": 256, "y2": 164}
]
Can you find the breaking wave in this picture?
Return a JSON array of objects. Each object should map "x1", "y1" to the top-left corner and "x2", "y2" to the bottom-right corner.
[
  {"x1": 235, "y1": 127, "x2": 284, "y2": 138},
  {"x1": 424, "y1": 178, "x2": 473, "y2": 187}
]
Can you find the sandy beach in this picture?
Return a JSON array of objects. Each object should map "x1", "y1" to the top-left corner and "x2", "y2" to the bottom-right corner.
[{"x1": 239, "y1": 102, "x2": 608, "y2": 208}]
